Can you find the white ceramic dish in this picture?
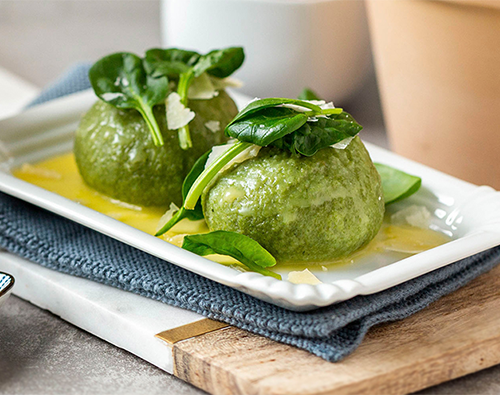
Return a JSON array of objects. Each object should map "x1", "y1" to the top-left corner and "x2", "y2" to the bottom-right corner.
[
  {"x1": 0, "y1": 89, "x2": 499, "y2": 311},
  {"x1": 0, "y1": 272, "x2": 14, "y2": 309}
]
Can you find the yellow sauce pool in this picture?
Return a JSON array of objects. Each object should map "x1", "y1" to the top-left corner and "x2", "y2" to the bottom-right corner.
[{"x1": 13, "y1": 152, "x2": 451, "y2": 276}]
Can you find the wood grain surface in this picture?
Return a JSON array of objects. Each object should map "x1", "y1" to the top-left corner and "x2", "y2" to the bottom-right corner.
[{"x1": 173, "y1": 265, "x2": 500, "y2": 395}]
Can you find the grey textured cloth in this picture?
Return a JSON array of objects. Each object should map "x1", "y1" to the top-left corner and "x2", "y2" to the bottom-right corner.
[{"x1": 3, "y1": 64, "x2": 498, "y2": 362}]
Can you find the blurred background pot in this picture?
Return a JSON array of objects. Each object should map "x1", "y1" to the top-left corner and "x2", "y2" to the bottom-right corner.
[
  {"x1": 161, "y1": 0, "x2": 372, "y2": 101},
  {"x1": 367, "y1": 0, "x2": 500, "y2": 188}
]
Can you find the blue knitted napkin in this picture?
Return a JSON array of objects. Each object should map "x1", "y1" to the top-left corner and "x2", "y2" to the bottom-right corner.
[{"x1": 2, "y1": 64, "x2": 499, "y2": 362}]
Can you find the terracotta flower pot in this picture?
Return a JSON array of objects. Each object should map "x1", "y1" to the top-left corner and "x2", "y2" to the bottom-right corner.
[{"x1": 367, "y1": 0, "x2": 500, "y2": 188}]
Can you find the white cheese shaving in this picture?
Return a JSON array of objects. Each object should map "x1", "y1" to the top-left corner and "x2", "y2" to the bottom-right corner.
[
  {"x1": 187, "y1": 73, "x2": 218, "y2": 100},
  {"x1": 204, "y1": 120, "x2": 220, "y2": 133},
  {"x1": 19, "y1": 163, "x2": 62, "y2": 180},
  {"x1": 205, "y1": 141, "x2": 261, "y2": 173},
  {"x1": 211, "y1": 76, "x2": 244, "y2": 89},
  {"x1": 331, "y1": 136, "x2": 355, "y2": 150},
  {"x1": 156, "y1": 202, "x2": 179, "y2": 234},
  {"x1": 287, "y1": 269, "x2": 322, "y2": 285},
  {"x1": 391, "y1": 205, "x2": 432, "y2": 229},
  {"x1": 166, "y1": 92, "x2": 195, "y2": 130}
]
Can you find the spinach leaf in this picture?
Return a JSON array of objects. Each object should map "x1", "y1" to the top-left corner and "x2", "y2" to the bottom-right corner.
[
  {"x1": 228, "y1": 98, "x2": 323, "y2": 125},
  {"x1": 192, "y1": 47, "x2": 245, "y2": 78},
  {"x1": 272, "y1": 112, "x2": 363, "y2": 156},
  {"x1": 374, "y1": 163, "x2": 422, "y2": 205},
  {"x1": 154, "y1": 151, "x2": 210, "y2": 236},
  {"x1": 155, "y1": 141, "x2": 253, "y2": 236},
  {"x1": 181, "y1": 150, "x2": 210, "y2": 220},
  {"x1": 144, "y1": 47, "x2": 244, "y2": 150},
  {"x1": 89, "y1": 52, "x2": 168, "y2": 147},
  {"x1": 144, "y1": 48, "x2": 200, "y2": 78},
  {"x1": 182, "y1": 231, "x2": 281, "y2": 279},
  {"x1": 298, "y1": 88, "x2": 321, "y2": 101},
  {"x1": 225, "y1": 98, "x2": 355, "y2": 156},
  {"x1": 226, "y1": 107, "x2": 309, "y2": 146}
]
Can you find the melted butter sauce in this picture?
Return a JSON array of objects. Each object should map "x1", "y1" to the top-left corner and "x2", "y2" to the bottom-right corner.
[{"x1": 14, "y1": 152, "x2": 451, "y2": 276}]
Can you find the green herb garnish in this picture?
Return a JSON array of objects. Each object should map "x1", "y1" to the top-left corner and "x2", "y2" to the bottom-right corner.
[
  {"x1": 88, "y1": 52, "x2": 169, "y2": 147},
  {"x1": 375, "y1": 163, "x2": 422, "y2": 205},
  {"x1": 155, "y1": 141, "x2": 252, "y2": 235},
  {"x1": 144, "y1": 47, "x2": 244, "y2": 150},
  {"x1": 297, "y1": 87, "x2": 321, "y2": 101},
  {"x1": 225, "y1": 98, "x2": 361, "y2": 156},
  {"x1": 182, "y1": 231, "x2": 280, "y2": 279}
]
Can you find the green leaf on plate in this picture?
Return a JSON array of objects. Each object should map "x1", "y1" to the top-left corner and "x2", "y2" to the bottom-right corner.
[
  {"x1": 375, "y1": 163, "x2": 422, "y2": 205},
  {"x1": 182, "y1": 231, "x2": 281, "y2": 279}
]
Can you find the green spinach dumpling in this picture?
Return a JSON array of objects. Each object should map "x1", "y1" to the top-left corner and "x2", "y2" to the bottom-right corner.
[
  {"x1": 202, "y1": 137, "x2": 384, "y2": 263},
  {"x1": 74, "y1": 90, "x2": 237, "y2": 206}
]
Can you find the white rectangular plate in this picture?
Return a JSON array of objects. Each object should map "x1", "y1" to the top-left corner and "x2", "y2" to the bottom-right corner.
[{"x1": 0, "y1": 89, "x2": 499, "y2": 311}]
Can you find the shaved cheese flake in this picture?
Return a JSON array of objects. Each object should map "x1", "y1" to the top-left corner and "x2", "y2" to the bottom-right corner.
[
  {"x1": 188, "y1": 73, "x2": 218, "y2": 100},
  {"x1": 162, "y1": 233, "x2": 187, "y2": 247},
  {"x1": 205, "y1": 141, "x2": 261, "y2": 173},
  {"x1": 19, "y1": 163, "x2": 62, "y2": 180},
  {"x1": 391, "y1": 205, "x2": 432, "y2": 229},
  {"x1": 288, "y1": 269, "x2": 322, "y2": 285},
  {"x1": 204, "y1": 120, "x2": 220, "y2": 133},
  {"x1": 212, "y1": 76, "x2": 244, "y2": 89},
  {"x1": 166, "y1": 92, "x2": 195, "y2": 130},
  {"x1": 156, "y1": 202, "x2": 179, "y2": 234},
  {"x1": 331, "y1": 136, "x2": 355, "y2": 150}
]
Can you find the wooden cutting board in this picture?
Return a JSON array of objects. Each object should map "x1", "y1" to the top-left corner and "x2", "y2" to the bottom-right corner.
[{"x1": 170, "y1": 264, "x2": 500, "y2": 395}]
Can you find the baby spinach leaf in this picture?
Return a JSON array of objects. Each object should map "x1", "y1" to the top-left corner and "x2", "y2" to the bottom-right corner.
[
  {"x1": 225, "y1": 98, "x2": 355, "y2": 156},
  {"x1": 193, "y1": 47, "x2": 245, "y2": 78},
  {"x1": 154, "y1": 151, "x2": 210, "y2": 236},
  {"x1": 182, "y1": 231, "x2": 281, "y2": 279},
  {"x1": 144, "y1": 48, "x2": 200, "y2": 78},
  {"x1": 155, "y1": 142, "x2": 253, "y2": 236},
  {"x1": 144, "y1": 47, "x2": 244, "y2": 150},
  {"x1": 89, "y1": 52, "x2": 168, "y2": 146},
  {"x1": 374, "y1": 163, "x2": 422, "y2": 205},
  {"x1": 228, "y1": 98, "x2": 323, "y2": 125},
  {"x1": 298, "y1": 88, "x2": 321, "y2": 101},
  {"x1": 181, "y1": 150, "x2": 211, "y2": 220},
  {"x1": 226, "y1": 107, "x2": 309, "y2": 146},
  {"x1": 273, "y1": 113, "x2": 363, "y2": 156}
]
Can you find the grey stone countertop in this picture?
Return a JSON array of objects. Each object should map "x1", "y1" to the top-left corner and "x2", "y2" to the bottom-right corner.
[{"x1": 1, "y1": 1, "x2": 500, "y2": 394}]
